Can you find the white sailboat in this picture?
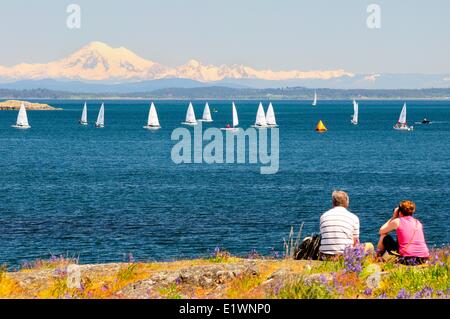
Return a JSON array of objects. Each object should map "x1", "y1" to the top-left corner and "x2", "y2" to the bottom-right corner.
[
  {"x1": 198, "y1": 102, "x2": 213, "y2": 122},
  {"x1": 266, "y1": 102, "x2": 278, "y2": 127},
  {"x1": 252, "y1": 102, "x2": 268, "y2": 128},
  {"x1": 182, "y1": 102, "x2": 197, "y2": 126},
  {"x1": 143, "y1": 102, "x2": 161, "y2": 130},
  {"x1": 220, "y1": 102, "x2": 239, "y2": 132},
  {"x1": 394, "y1": 103, "x2": 413, "y2": 131},
  {"x1": 351, "y1": 100, "x2": 359, "y2": 125},
  {"x1": 95, "y1": 103, "x2": 105, "y2": 128},
  {"x1": 312, "y1": 91, "x2": 317, "y2": 106},
  {"x1": 80, "y1": 102, "x2": 88, "y2": 125},
  {"x1": 12, "y1": 102, "x2": 31, "y2": 129}
]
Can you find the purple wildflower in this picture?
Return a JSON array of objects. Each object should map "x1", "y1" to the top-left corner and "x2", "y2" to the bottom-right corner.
[
  {"x1": 363, "y1": 288, "x2": 373, "y2": 296},
  {"x1": 270, "y1": 247, "x2": 280, "y2": 259},
  {"x1": 53, "y1": 267, "x2": 67, "y2": 277},
  {"x1": 175, "y1": 277, "x2": 182, "y2": 285},
  {"x1": 247, "y1": 249, "x2": 259, "y2": 259},
  {"x1": 414, "y1": 286, "x2": 434, "y2": 299},
  {"x1": 344, "y1": 245, "x2": 366, "y2": 274},
  {"x1": 128, "y1": 253, "x2": 135, "y2": 263},
  {"x1": 319, "y1": 274, "x2": 328, "y2": 285},
  {"x1": 273, "y1": 281, "x2": 283, "y2": 295},
  {"x1": 397, "y1": 289, "x2": 410, "y2": 299}
]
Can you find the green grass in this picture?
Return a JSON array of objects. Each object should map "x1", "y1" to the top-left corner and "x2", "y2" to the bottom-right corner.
[
  {"x1": 116, "y1": 264, "x2": 138, "y2": 282},
  {"x1": 1, "y1": 246, "x2": 448, "y2": 299},
  {"x1": 157, "y1": 283, "x2": 184, "y2": 299},
  {"x1": 276, "y1": 277, "x2": 335, "y2": 299}
]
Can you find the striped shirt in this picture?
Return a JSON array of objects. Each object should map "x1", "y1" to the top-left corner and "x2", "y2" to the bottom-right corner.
[{"x1": 319, "y1": 206, "x2": 360, "y2": 255}]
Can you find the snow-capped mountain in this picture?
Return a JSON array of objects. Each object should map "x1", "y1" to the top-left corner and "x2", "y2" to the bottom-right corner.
[
  {"x1": 0, "y1": 41, "x2": 353, "y2": 83},
  {"x1": 0, "y1": 42, "x2": 171, "y2": 82},
  {"x1": 1, "y1": 42, "x2": 449, "y2": 90}
]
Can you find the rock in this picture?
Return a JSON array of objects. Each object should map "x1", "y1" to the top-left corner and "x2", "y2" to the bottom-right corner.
[
  {"x1": 366, "y1": 271, "x2": 389, "y2": 289},
  {"x1": 0, "y1": 100, "x2": 62, "y2": 110},
  {"x1": 118, "y1": 262, "x2": 259, "y2": 299}
]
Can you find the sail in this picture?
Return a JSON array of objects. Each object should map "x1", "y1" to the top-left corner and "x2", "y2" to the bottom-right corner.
[
  {"x1": 81, "y1": 102, "x2": 88, "y2": 124},
  {"x1": 202, "y1": 102, "x2": 212, "y2": 121},
  {"x1": 352, "y1": 100, "x2": 358, "y2": 124},
  {"x1": 185, "y1": 102, "x2": 197, "y2": 124},
  {"x1": 96, "y1": 103, "x2": 105, "y2": 127},
  {"x1": 312, "y1": 91, "x2": 317, "y2": 106},
  {"x1": 255, "y1": 102, "x2": 267, "y2": 126},
  {"x1": 398, "y1": 103, "x2": 407, "y2": 124},
  {"x1": 266, "y1": 102, "x2": 277, "y2": 126},
  {"x1": 232, "y1": 102, "x2": 239, "y2": 127},
  {"x1": 16, "y1": 102, "x2": 29, "y2": 126},
  {"x1": 147, "y1": 102, "x2": 160, "y2": 127}
]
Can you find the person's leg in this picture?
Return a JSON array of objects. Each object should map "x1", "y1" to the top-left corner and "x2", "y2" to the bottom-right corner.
[
  {"x1": 399, "y1": 256, "x2": 429, "y2": 266},
  {"x1": 382, "y1": 234, "x2": 399, "y2": 255},
  {"x1": 377, "y1": 234, "x2": 387, "y2": 256}
]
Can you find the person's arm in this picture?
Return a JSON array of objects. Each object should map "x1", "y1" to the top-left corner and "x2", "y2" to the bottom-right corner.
[
  {"x1": 379, "y1": 208, "x2": 400, "y2": 235},
  {"x1": 379, "y1": 218, "x2": 400, "y2": 235},
  {"x1": 353, "y1": 217, "x2": 360, "y2": 246}
]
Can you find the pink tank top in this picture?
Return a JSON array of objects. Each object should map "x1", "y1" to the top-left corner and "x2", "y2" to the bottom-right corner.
[{"x1": 396, "y1": 216, "x2": 429, "y2": 258}]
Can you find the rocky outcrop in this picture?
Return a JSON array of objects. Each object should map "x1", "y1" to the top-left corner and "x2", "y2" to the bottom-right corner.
[
  {"x1": 0, "y1": 100, "x2": 62, "y2": 110},
  {"x1": 118, "y1": 261, "x2": 259, "y2": 299}
]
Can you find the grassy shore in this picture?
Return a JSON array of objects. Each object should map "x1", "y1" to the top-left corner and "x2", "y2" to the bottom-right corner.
[{"x1": 0, "y1": 245, "x2": 448, "y2": 299}]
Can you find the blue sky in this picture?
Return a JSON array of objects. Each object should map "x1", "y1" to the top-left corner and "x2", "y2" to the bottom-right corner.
[{"x1": 0, "y1": 0, "x2": 449, "y2": 74}]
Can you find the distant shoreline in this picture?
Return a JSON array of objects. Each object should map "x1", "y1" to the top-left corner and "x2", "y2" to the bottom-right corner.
[
  {"x1": 1, "y1": 86, "x2": 450, "y2": 101},
  {"x1": 1, "y1": 97, "x2": 450, "y2": 102}
]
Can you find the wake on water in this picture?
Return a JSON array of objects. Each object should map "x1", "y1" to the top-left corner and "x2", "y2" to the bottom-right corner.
[{"x1": 414, "y1": 121, "x2": 450, "y2": 125}]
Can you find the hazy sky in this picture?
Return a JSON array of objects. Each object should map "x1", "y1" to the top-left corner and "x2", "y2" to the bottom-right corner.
[{"x1": 0, "y1": 0, "x2": 449, "y2": 74}]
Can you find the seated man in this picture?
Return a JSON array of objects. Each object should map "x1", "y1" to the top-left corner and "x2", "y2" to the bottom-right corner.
[{"x1": 319, "y1": 191, "x2": 360, "y2": 258}]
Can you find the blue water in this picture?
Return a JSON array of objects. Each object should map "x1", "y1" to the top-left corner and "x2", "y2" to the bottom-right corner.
[{"x1": 0, "y1": 100, "x2": 449, "y2": 266}]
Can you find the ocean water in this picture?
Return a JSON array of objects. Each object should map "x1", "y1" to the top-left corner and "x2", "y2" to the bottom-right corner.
[{"x1": 0, "y1": 99, "x2": 449, "y2": 266}]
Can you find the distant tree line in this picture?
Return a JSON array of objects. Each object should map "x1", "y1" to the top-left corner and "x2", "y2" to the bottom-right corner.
[
  {"x1": 0, "y1": 88, "x2": 75, "y2": 99},
  {"x1": 1, "y1": 86, "x2": 450, "y2": 100}
]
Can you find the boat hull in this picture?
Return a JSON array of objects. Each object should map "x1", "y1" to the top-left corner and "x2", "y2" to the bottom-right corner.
[
  {"x1": 181, "y1": 122, "x2": 198, "y2": 126},
  {"x1": 220, "y1": 128, "x2": 239, "y2": 132},
  {"x1": 251, "y1": 125, "x2": 268, "y2": 129},
  {"x1": 143, "y1": 125, "x2": 161, "y2": 130},
  {"x1": 198, "y1": 119, "x2": 213, "y2": 122},
  {"x1": 11, "y1": 125, "x2": 31, "y2": 129},
  {"x1": 393, "y1": 125, "x2": 413, "y2": 131},
  {"x1": 95, "y1": 124, "x2": 104, "y2": 128},
  {"x1": 351, "y1": 120, "x2": 358, "y2": 125}
]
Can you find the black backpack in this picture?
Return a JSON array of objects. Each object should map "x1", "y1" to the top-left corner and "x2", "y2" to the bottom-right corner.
[{"x1": 294, "y1": 234, "x2": 321, "y2": 260}]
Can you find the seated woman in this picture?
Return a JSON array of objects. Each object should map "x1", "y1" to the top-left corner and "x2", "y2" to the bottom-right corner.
[{"x1": 377, "y1": 200, "x2": 429, "y2": 265}]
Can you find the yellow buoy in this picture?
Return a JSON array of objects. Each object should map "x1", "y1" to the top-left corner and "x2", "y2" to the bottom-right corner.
[{"x1": 315, "y1": 120, "x2": 327, "y2": 132}]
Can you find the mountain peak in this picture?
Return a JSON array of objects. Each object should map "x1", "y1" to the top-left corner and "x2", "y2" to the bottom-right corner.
[
  {"x1": 85, "y1": 41, "x2": 111, "y2": 50},
  {"x1": 186, "y1": 59, "x2": 202, "y2": 67},
  {"x1": 0, "y1": 41, "x2": 355, "y2": 83}
]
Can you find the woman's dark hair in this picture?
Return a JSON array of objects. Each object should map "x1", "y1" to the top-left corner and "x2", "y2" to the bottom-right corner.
[{"x1": 398, "y1": 200, "x2": 416, "y2": 216}]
